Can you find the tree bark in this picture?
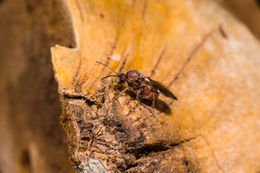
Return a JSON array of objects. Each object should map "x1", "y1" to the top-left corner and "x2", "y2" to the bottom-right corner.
[
  {"x1": 53, "y1": 0, "x2": 259, "y2": 172},
  {"x1": 1, "y1": 0, "x2": 260, "y2": 173}
]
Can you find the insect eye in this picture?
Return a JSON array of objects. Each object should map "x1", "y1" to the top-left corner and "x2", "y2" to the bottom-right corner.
[
  {"x1": 118, "y1": 74, "x2": 126, "y2": 84},
  {"x1": 119, "y1": 78, "x2": 125, "y2": 84}
]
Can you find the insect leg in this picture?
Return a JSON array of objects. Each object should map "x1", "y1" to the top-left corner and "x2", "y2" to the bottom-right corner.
[
  {"x1": 136, "y1": 89, "x2": 140, "y2": 100},
  {"x1": 121, "y1": 86, "x2": 129, "y2": 93},
  {"x1": 118, "y1": 86, "x2": 129, "y2": 97},
  {"x1": 152, "y1": 93, "x2": 157, "y2": 116}
]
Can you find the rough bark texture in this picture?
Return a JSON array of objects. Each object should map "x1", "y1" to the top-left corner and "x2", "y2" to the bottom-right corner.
[
  {"x1": 1, "y1": 0, "x2": 260, "y2": 173},
  {"x1": 51, "y1": 0, "x2": 260, "y2": 173},
  {"x1": 61, "y1": 86, "x2": 200, "y2": 172}
]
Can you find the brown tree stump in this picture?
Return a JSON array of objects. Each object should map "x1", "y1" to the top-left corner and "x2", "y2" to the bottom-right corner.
[{"x1": 51, "y1": 0, "x2": 260, "y2": 172}]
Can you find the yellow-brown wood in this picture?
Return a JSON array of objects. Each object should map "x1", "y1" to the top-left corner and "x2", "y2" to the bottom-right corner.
[{"x1": 51, "y1": 0, "x2": 260, "y2": 172}]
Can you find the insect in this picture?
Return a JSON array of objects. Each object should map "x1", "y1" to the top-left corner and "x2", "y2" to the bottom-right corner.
[{"x1": 96, "y1": 61, "x2": 177, "y2": 109}]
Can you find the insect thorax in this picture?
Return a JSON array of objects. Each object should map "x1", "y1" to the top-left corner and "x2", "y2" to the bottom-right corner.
[{"x1": 126, "y1": 70, "x2": 146, "y2": 89}]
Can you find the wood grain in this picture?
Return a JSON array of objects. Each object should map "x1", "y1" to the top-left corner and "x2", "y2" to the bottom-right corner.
[{"x1": 51, "y1": 0, "x2": 260, "y2": 172}]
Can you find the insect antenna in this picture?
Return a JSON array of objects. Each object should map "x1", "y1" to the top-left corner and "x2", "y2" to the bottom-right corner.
[
  {"x1": 96, "y1": 61, "x2": 118, "y2": 75},
  {"x1": 101, "y1": 75, "x2": 118, "y2": 80}
]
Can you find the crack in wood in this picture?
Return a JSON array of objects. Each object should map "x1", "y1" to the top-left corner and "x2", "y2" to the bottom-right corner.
[
  {"x1": 219, "y1": 24, "x2": 228, "y2": 39},
  {"x1": 118, "y1": 46, "x2": 132, "y2": 74},
  {"x1": 142, "y1": 0, "x2": 148, "y2": 18},
  {"x1": 62, "y1": 86, "x2": 200, "y2": 172},
  {"x1": 129, "y1": 136, "x2": 197, "y2": 159},
  {"x1": 150, "y1": 49, "x2": 165, "y2": 77},
  {"x1": 168, "y1": 30, "x2": 214, "y2": 87}
]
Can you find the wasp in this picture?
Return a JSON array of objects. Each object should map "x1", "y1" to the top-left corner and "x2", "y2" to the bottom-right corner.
[{"x1": 96, "y1": 61, "x2": 177, "y2": 109}]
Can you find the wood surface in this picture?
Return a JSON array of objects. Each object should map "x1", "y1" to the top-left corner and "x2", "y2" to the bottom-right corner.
[{"x1": 51, "y1": 0, "x2": 260, "y2": 172}]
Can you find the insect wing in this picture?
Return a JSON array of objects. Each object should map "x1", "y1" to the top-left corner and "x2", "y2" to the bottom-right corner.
[{"x1": 146, "y1": 77, "x2": 178, "y2": 100}]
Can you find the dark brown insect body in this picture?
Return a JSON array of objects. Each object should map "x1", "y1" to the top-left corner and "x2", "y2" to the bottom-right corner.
[{"x1": 96, "y1": 61, "x2": 177, "y2": 108}]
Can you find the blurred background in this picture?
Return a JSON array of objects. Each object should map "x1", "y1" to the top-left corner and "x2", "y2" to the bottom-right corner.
[{"x1": 0, "y1": 0, "x2": 259, "y2": 173}]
